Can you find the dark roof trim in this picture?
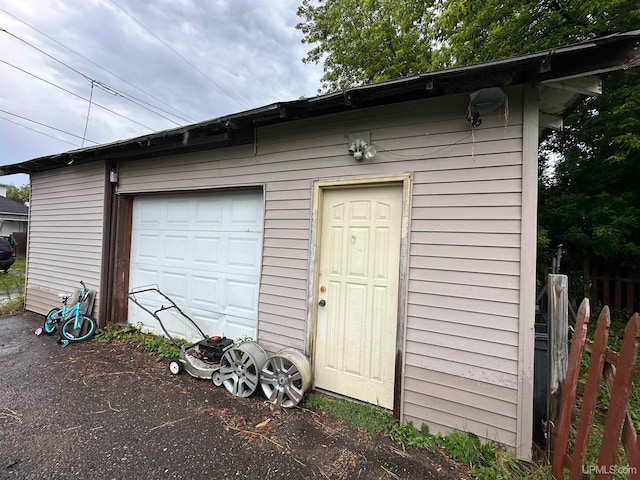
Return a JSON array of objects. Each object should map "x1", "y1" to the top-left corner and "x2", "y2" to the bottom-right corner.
[{"x1": 2, "y1": 29, "x2": 639, "y2": 175}]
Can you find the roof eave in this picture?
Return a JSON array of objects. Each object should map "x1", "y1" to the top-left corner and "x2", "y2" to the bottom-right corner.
[{"x1": 2, "y1": 29, "x2": 638, "y2": 176}]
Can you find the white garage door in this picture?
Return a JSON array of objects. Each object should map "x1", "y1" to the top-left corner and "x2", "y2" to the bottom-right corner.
[{"x1": 128, "y1": 190, "x2": 263, "y2": 343}]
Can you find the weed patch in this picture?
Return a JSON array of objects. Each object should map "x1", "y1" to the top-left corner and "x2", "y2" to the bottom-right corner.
[
  {"x1": 304, "y1": 393, "x2": 393, "y2": 433},
  {"x1": 95, "y1": 322, "x2": 189, "y2": 359},
  {"x1": 385, "y1": 421, "x2": 435, "y2": 450},
  {"x1": 304, "y1": 393, "x2": 547, "y2": 479}
]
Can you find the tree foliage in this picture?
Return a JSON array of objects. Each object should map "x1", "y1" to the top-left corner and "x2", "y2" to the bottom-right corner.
[
  {"x1": 433, "y1": 0, "x2": 640, "y2": 67},
  {"x1": 297, "y1": 0, "x2": 640, "y2": 281},
  {"x1": 298, "y1": 0, "x2": 640, "y2": 89},
  {"x1": 540, "y1": 68, "x2": 640, "y2": 272},
  {"x1": 6, "y1": 184, "x2": 30, "y2": 205},
  {"x1": 297, "y1": 0, "x2": 437, "y2": 91}
]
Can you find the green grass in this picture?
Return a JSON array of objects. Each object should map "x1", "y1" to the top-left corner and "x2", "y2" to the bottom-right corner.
[
  {"x1": 305, "y1": 393, "x2": 394, "y2": 433},
  {"x1": 94, "y1": 321, "x2": 190, "y2": 359},
  {"x1": 0, "y1": 259, "x2": 25, "y2": 316}
]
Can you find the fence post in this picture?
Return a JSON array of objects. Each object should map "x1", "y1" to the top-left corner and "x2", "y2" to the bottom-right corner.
[{"x1": 548, "y1": 274, "x2": 569, "y2": 452}]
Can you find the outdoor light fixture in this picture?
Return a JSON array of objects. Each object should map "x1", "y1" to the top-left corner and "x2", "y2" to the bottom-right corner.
[
  {"x1": 109, "y1": 168, "x2": 119, "y2": 184},
  {"x1": 466, "y1": 87, "x2": 508, "y2": 127},
  {"x1": 348, "y1": 138, "x2": 377, "y2": 161}
]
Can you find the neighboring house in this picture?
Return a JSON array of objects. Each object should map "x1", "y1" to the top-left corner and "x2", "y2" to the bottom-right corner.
[
  {"x1": 0, "y1": 184, "x2": 29, "y2": 237},
  {"x1": 2, "y1": 31, "x2": 639, "y2": 460}
]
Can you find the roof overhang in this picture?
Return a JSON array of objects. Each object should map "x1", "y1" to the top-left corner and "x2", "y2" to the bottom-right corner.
[{"x1": 2, "y1": 29, "x2": 639, "y2": 176}]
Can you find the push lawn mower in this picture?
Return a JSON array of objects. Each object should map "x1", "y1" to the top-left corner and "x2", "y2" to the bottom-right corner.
[{"x1": 128, "y1": 286, "x2": 233, "y2": 385}]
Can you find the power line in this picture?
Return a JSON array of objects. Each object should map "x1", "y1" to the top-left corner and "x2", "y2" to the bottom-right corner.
[
  {"x1": 93, "y1": 80, "x2": 184, "y2": 126},
  {"x1": 107, "y1": 0, "x2": 247, "y2": 109},
  {"x1": 0, "y1": 109, "x2": 99, "y2": 144},
  {"x1": 0, "y1": 115, "x2": 81, "y2": 148},
  {"x1": 1, "y1": 28, "x2": 185, "y2": 127},
  {"x1": 0, "y1": 6, "x2": 196, "y2": 123},
  {"x1": 1, "y1": 28, "x2": 90, "y2": 81},
  {"x1": 82, "y1": 81, "x2": 95, "y2": 147},
  {"x1": 0, "y1": 59, "x2": 155, "y2": 131}
]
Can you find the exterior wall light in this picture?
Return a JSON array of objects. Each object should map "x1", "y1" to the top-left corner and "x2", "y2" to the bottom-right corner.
[
  {"x1": 109, "y1": 168, "x2": 119, "y2": 184},
  {"x1": 348, "y1": 138, "x2": 377, "y2": 161}
]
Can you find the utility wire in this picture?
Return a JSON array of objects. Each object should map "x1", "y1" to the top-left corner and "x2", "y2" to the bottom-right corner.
[
  {"x1": 0, "y1": 115, "x2": 81, "y2": 148},
  {"x1": 1, "y1": 28, "x2": 185, "y2": 127},
  {"x1": 93, "y1": 80, "x2": 184, "y2": 126},
  {"x1": 0, "y1": 109, "x2": 99, "y2": 144},
  {"x1": 82, "y1": 81, "x2": 95, "y2": 147},
  {"x1": 107, "y1": 0, "x2": 247, "y2": 109},
  {"x1": 0, "y1": 59, "x2": 155, "y2": 131},
  {"x1": 0, "y1": 6, "x2": 196, "y2": 123},
  {"x1": 1, "y1": 28, "x2": 90, "y2": 81}
]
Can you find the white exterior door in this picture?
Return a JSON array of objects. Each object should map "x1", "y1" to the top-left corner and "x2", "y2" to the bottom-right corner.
[
  {"x1": 314, "y1": 185, "x2": 402, "y2": 409},
  {"x1": 128, "y1": 191, "x2": 263, "y2": 342}
]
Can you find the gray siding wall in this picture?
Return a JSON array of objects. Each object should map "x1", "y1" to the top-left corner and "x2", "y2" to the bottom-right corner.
[
  {"x1": 117, "y1": 90, "x2": 527, "y2": 449},
  {"x1": 27, "y1": 162, "x2": 105, "y2": 318}
]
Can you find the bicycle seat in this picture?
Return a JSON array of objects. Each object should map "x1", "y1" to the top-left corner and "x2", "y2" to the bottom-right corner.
[{"x1": 58, "y1": 293, "x2": 72, "y2": 300}]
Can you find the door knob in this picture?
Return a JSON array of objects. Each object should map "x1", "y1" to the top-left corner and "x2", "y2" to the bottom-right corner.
[{"x1": 318, "y1": 299, "x2": 326, "y2": 307}]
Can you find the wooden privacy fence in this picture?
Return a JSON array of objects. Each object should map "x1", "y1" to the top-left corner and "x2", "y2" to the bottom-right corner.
[
  {"x1": 591, "y1": 271, "x2": 640, "y2": 312},
  {"x1": 552, "y1": 298, "x2": 640, "y2": 479}
]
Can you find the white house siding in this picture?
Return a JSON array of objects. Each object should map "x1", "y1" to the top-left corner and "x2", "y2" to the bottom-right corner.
[
  {"x1": 26, "y1": 163, "x2": 105, "y2": 318},
  {"x1": 117, "y1": 89, "x2": 529, "y2": 450}
]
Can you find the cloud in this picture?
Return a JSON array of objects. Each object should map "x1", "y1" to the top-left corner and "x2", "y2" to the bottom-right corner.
[{"x1": 0, "y1": 0, "x2": 323, "y2": 184}]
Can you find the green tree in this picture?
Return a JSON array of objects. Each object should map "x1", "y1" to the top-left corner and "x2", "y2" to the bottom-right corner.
[
  {"x1": 297, "y1": 0, "x2": 437, "y2": 91},
  {"x1": 433, "y1": 0, "x2": 640, "y2": 67},
  {"x1": 297, "y1": 0, "x2": 640, "y2": 289},
  {"x1": 298, "y1": 0, "x2": 640, "y2": 86},
  {"x1": 6, "y1": 184, "x2": 29, "y2": 204},
  {"x1": 539, "y1": 68, "x2": 640, "y2": 273}
]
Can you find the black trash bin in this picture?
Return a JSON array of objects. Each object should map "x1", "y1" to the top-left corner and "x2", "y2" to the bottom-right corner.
[{"x1": 533, "y1": 323, "x2": 548, "y2": 446}]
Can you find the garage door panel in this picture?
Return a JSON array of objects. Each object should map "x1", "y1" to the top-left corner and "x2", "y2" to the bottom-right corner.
[
  {"x1": 135, "y1": 234, "x2": 160, "y2": 261},
  {"x1": 227, "y1": 236, "x2": 262, "y2": 272},
  {"x1": 156, "y1": 309, "x2": 192, "y2": 339},
  {"x1": 166, "y1": 198, "x2": 191, "y2": 225},
  {"x1": 193, "y1": 236, "x2": 221, "y2": 267},
  {"x1": 132, "y1": 268, "x2": 159, "y2": 288},
  {"x1": 129, "y1": 191, "x2": 263, "y2": 342},
  {"x1": 230, "y1": 195, "x2": 262, "y2": 225},
  {"x1": 191, "y1": 276, "x2": 220, "y2": 311},
  {"x1": 191, "y1": 311, "x2": 222, "y2": 338},
  {"x1": 225, "y1": 314, "x2": 258, "y2": 340},
  {"x1": 136, "y1": 201, "x2": 161, "y2": 225},
  {"x1": 226, "y1": 279, "x2": 258, "y2": 314},
  {"x1": 163, "y1": 272, "x2": 187, "y2": 302},
  {"x1": 196, "y1": 197, "x2": 223, "y2": 224},
  {"x1": 165, "y1": 235, "x2": 188, "y2": 262}
]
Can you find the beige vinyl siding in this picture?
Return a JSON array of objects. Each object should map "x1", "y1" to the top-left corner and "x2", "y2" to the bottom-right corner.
[
  {"x1": 117, "y1": 89, "x2": 528, "y2": 448},
  {"x1": 26, "y1": 162, "x2": 105, "y2": 318}
]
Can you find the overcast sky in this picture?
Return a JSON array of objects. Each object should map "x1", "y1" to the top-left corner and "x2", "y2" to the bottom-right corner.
[{"x1": 0, "y1": 0, "x2": 324, "y2": 186}]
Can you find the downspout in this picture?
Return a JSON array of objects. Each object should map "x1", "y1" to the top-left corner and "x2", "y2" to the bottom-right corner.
[{"x1": 99, "y1": 161, "x2": 118, "y2": 327}]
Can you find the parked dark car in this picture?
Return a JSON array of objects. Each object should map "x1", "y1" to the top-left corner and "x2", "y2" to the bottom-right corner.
[{"x1": 0, "y1": 236, "x2": 16, "y2": 272}]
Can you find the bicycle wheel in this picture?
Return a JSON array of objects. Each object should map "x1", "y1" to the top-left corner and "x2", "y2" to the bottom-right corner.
[
  {"x1": 60, "y1": 315, "x2": 96, "y2": 342},
  {"x1": 43, "y1": 308, "x2": 62, "y2": 335}
]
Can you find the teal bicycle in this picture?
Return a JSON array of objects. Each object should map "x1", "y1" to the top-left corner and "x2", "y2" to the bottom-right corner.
[{"x1": 42, "y1": 281, "x2": 96, "y2": 343}]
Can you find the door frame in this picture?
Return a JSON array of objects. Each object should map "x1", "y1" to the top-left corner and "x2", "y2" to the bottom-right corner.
[{"x1": 306, "y1": 174, "x2": 412, "y2": 418}]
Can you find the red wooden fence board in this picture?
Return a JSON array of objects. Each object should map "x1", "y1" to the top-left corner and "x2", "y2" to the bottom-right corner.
[
  {"x1": 596, "y1": 315, "x2": 639, "y2": 478},
  {"x1": 569, "y1": 307, "x2": 610, "y2": 480},
  {"x1": 552, "y1": 298, "x2": 590, "y2": 478},
  {"x1": 552, "y1": 305, "x2": 640, "y2": 479}
]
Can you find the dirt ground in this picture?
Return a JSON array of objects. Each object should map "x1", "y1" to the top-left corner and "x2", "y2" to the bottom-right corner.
[{"x1": 0, "y1": 313, "x2": 472, "y2": 479}]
